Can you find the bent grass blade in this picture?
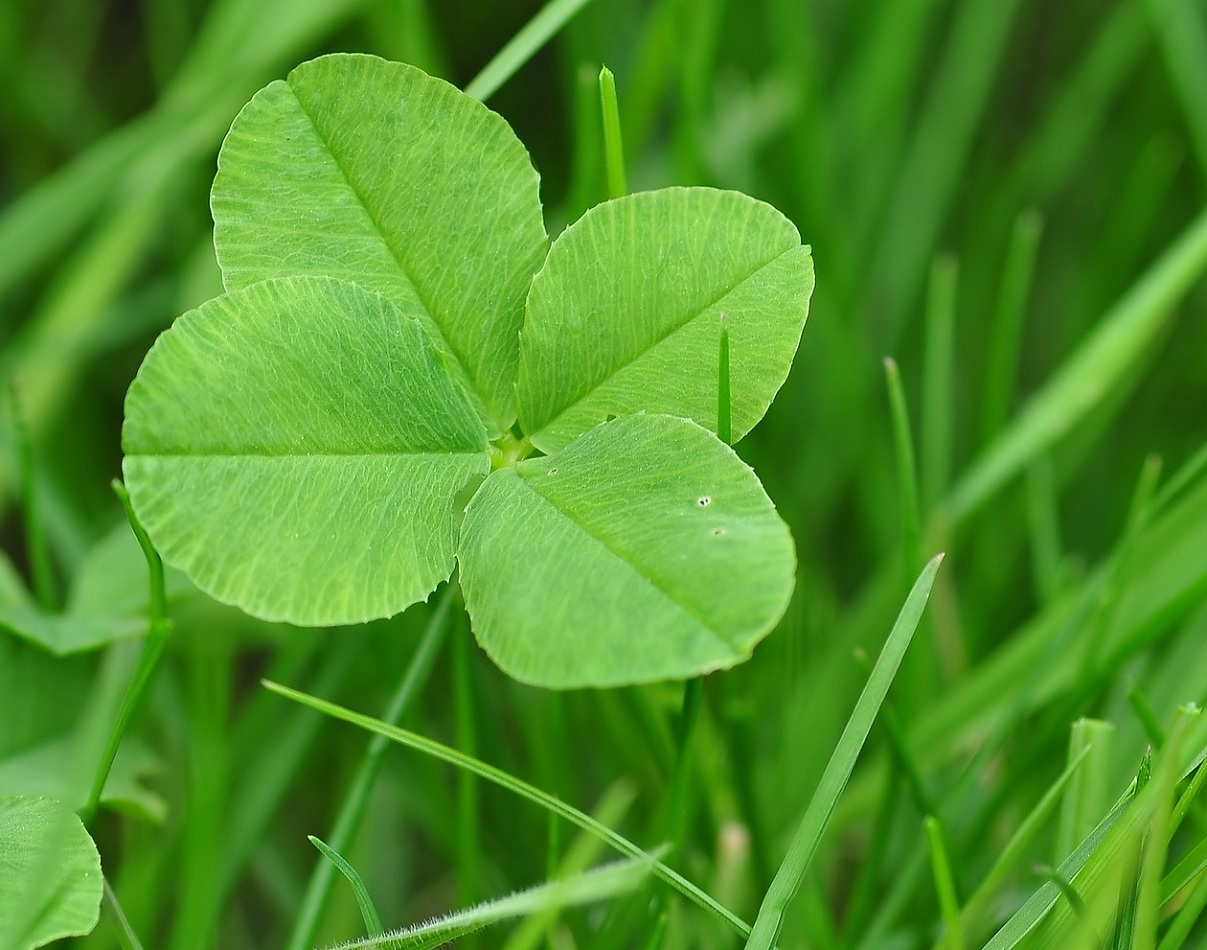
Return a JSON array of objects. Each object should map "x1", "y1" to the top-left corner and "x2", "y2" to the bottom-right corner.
[{"x1": 261, "y1": 679, "x2": 757, "y2": 941}]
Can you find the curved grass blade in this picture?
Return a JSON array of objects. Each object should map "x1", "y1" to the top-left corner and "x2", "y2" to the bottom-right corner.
[
  {"x1": 261, "y1": 680, "x2": 755, "y2": 941},
  {"x1": 743, "y1": 554, "x2": 943, "y2": 949},
  {"x1": 308, "y1": 836, "x2": 383, "y2": 938}
]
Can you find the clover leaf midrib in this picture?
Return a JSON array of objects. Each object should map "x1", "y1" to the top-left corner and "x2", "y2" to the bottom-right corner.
[
  {"x1": 508, "y1": 470, "x2": 744, "y2": 655},
  {"x1": 532, "y1": 244, "x2": 800, "y2": 439},
  {"x1": 130, "y1": 449, "x2": 487, "y2": 459},
  {"x1": 287, "y1": 80, "x2": 482, "y2": 420}
]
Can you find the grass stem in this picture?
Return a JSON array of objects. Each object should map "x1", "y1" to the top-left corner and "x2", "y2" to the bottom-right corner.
[
  {"x1": 81, "y1": 481, "x2": 172, "y2": 826},
  {"x1": 286, "y1": 590, "x2": 453, "y2": 950},
  {"x1": 9, "y1": 386, "x2": 56, "y2": 610}
]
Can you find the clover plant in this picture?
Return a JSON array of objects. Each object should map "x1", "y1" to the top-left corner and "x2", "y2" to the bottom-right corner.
[{"x1": 121, "y1": 53, "x2": 814, "y2": 688}]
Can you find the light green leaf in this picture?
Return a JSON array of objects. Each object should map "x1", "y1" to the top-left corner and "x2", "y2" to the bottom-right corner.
[
  {"x1": 0, "y1": 522, "x2": 193, "y2": 655},
  {"x1": 211, "y1": 52, "x2": 548, "y2": 432},
  {"x1": 517, "y1": 187, "x2": 813, "y2": 453},
  {"x1": 123, "y1": 276, "x2": 490, "y2": 626},
  {"x1": 0, "y1": 580, "x2": 141, "y2": 655},
  {"x1": 459, "y1": 413, "x2": 796, "y2": 688},
  {"x1": 0, "y1": 736, "x2": 166, "y2": 825},
  {"x1": 0, "y1": 797, "x2": 102, "y2": 950}
]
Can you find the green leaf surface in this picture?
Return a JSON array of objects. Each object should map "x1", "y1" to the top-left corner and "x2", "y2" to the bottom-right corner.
[
  {"x1": 0, "y1": 736, "x2": 165, "y2": 825},
  {"x1": 517, "y1": 187, "x2": 813, "y2": 453},
  {"x1": 459, "y1": 413, "x2": 796, "y2": 687},
  {"x1": 0, "y1": 797, "x2": 102, "y2": 950},
  {"x1": 211, "y1": 52, "x2": 548, "y2": 431},
  {"x1": 123, "y1": 276, "x2": 490, "y2": 626},
  {"x1": 0, "y1": 523, "x2": 193, "y2": 655}
]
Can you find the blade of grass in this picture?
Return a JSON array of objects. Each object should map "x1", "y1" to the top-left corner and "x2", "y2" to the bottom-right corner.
[
  {"x1": 867, "y1": 0, "x2": 1024, "y2": 346},
  {"x1": 883, "y1": 357, "x2": 922, "y2": 574},
  {"x1": 980, "y1": 210, "x2": 1044, "y2": 445},
  {"x1": 941, "y1": 745, "x2": 1091, "y2": 948},
  {"x1": 1026, "y1": 455, "x2": 1065, "y2": 606},
  {"x1": 1169, "y1": 746, "x2": 1207, "y2": 836},
  {"x1": 743, "y1": 554, "x2": 943, "y2": 949},
  {"x1": 452, "y1": 613, "x2": 480, "y2": 941},
  {"x1": 286, "y1": 591, "x2": 453, "y2": 950},
  {"x1": 324, "y1": 854, "x2": 658, "y2": 950},
  {"x1": 464, "y1": 0, "x2": 595, "y2": 102},
  {"x1": 501, "y1": 779, "x2": 637, "y2": 950},
  {"x1": 599, "y1": 65, "x2": 627, "y2": 199},
  {"x1": 261, "y1": 679, "x2": 757, "y2": 941},
  {"x1": 718, "y1": 312, "x2": 731, "y2": 444},
  {"x1": 104, "y1": 876, "x2": 146, "y2": 950},
  {"x1": 922, "y1": 255, "x2": 957, "y2": 510},
  {"x1": 1133, "y1": 729, "x2": 1182, "y2": 950},
  {"x1": 943, "y1": 204, "x2": 1207, "y2": 525},
  {"x1": 1010, "y1": 0, "x2": 1151, "y2": 201},
  {"x1": 1157, "y1": 867, "x2": 1207, "y2": 950},
  {"x1": 925, "y1": 815, "x2": 962, "y2": 950},
  {"x1": 1147, "y1": 0, "x2": 1207, "y2": 177},
  {"x1": 1128, "y1": 686, "x2": 1167, "y2": 750},
  {"x1": 983, "y1": 726, "x2": 1207, "y2": 950},
  {"x1": 8, "y1": 386, "x2": 56, "y2": 609},
  {"x1": 563, "y1": 61, "x2": 605, "y2": 226},
  {"x1": 1054, "y1": 720, "x2": 1116, "y2": 865},
  {"x1": 308, "y1": 835, "x2": 384, "y2": 939}
]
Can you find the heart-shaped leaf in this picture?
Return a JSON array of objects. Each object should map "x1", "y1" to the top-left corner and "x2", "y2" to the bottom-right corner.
[
  {"x1": 123, "y1": 276, "x2": 490, "y2": 626},
  {"x1": 517, "y1": 187, "x2": 813, "y2": 453},
  {"x1": 459, "y1": 413, "x2": 796, "y2": 687},
  {"x1": 212, "y1": 53, "x2": 548, "y2": 433}
]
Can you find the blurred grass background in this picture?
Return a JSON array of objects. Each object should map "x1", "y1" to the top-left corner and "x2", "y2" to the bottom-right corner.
[{"x1": 2, "y1": 0, "x2": 1207, "y2": 947}]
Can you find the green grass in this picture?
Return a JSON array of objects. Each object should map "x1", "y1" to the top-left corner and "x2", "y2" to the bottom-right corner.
[{"x1": 2, "y1": 0, "x2": 1207, "y2": 947}]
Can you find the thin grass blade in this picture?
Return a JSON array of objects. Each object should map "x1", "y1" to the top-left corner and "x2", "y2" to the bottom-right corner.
[
  {"x1": 261, "y1": 680, "x2": 755, "y2": 940},
  {"x1": 308, "y1": 835, "x2": 384, "y2": 937},
  {"x1": 321, "y1": 854, "x2": 655, "y2": 950},
  {"x1": 464, "y1": 0, "x2": 595, "y2": 102},
  {"x1": 743, "y1": 553, "x2": 943, "y2": 949},
  {"x1": 944, "y1": 205, "x2": 1207, "y2": 524}
]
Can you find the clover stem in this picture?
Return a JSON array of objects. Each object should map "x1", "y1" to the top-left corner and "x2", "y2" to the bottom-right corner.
[
  {"x1": 82, "y1": 482, "x2": 173, "y2": 826},
  {"x1": 489, "y1": 432, "x2": 534, "y2": 470}
]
